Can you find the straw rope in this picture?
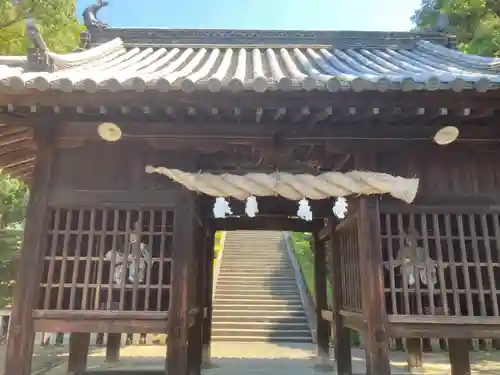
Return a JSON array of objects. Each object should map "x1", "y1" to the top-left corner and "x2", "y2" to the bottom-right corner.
[{"x1": 145, "y1": 166, "x2": 419, "y2": 203}]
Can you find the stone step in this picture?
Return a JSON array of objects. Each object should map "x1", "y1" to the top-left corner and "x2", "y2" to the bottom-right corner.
[
  {"x1": 214, "y1": 298, "x2": 303, "y2": 306},
  {"x1": 215, "y1": 285, "x2": 299, "y2": 293},
  {"x1": 211, "y1": 335, "x2": 312, "y2": 343},
  {"x1": 211, "y1": 315, "x2": 308, "y2": 323},
  {"x1": 216, "y1": 282, "x2": 298, "y2": 289},
  {"x1": 217, "y1": 274, "x2": 296, "y2": 280},
  {"x1": 211, "y1": 328, "x2": 311, "y2": 338},
  {"x1": 215, "y1": 290, "x2": 301, "y2": 301},
  {"x1": 212, "y1": 309, "x2": 306, "y2": 317},
  {"x1": 211, "y1": 304, "x2": 303, "y2": 312},
  {"x1": 220, "y1": 263, "x2": 290, "y2": 268},
  {"x1": 212, "y1": 321, "x2": 310, "y2": 331},
  {"x1": 219, "y1": 265, "x2": 293, "y2": 270},
  {"x1": 214, "y1": 294, "x2": 302, "y2": 301},
  {"x1": 221, "y1": 257, "x2": 288, "y2": 262},
  {"x1": 217, "y1": 275, "x2": 296, "y2": 280}
]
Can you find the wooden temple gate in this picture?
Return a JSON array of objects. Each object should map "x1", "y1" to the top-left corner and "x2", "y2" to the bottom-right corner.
[{"x1": 0, "y1": 10, "x2": 500, "y2": 375}]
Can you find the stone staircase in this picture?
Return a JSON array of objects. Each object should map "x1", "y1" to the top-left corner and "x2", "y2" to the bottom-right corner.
[{"x1": 212, "y1": 230, "x2": 312, "y2": 343}]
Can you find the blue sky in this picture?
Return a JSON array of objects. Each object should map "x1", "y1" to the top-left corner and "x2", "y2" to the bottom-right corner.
[{"x1": 76, "y1": 0, "x2": 422, "y2": 31}]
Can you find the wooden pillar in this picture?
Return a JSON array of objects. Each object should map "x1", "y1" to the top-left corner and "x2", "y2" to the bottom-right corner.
[
  {"x1": 313, "y1": 231, "x2": 332, "y2": 366},
  {"x1": 406, "y1": 338, "x2": 423, "y2": 370},
  {"x1": 202, "y1": 227, "x2": 215, "y2": 367},
  {"x1": 167, "y1": 190, "x2": 195, "y2": 375},
  {"x1": 4, "y1": 126, "x2": 55, "y2": 375},
  {"x1": 357, "y1": 196, "x2": 391, "y2": 375},
  {"x1": 329, "y1": 229, "x2": 352, "y2": 375},
  {"x1": 448, "y1": 339, "x2": 471, "y2": 375},
  {"x1": 187, "y1": 219, "x2": 205, "y2": 375},
  {"x1": 105, "y1": 333, "x2": 121, "y2": 362},
  {"x1": 67, "y1": 333, "x2": 91, "y2": 375}
]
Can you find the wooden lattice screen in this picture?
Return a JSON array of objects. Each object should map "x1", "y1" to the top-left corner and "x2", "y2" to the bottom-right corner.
[
  {"x1": 380, "y1": 210, "x2": 500, "y2": 318},
  {"x1": 38, "y1": 208, "x2": 174, "y2": 311},
  {"x1": 334, "y1": 213, "x2": 362, "y2": 313}
]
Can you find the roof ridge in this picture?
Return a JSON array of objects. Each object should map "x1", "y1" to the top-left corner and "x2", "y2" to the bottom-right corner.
[{"x1": 89, "y1": 28, "x2": 454, "y2": 49}]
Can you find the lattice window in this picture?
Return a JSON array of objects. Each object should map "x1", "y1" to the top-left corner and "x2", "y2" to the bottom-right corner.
[
  {"x1": 38, "y1": 208, "x2": 174, "y2": 311},
  {"x1": 336, "y1": 215, "x2": 362, "y2": 313},
  {"x1": 381, "y1": 211, "x2": 500, "y2": 317}
]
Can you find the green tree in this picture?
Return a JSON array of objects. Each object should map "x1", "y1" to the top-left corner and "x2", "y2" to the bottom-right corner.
[
  {"x1": 413, "y1": 0, "x2": 500, "y2": 57},
  {"x1": 0, "y1": 173, "x2": 28, "y2": 307},
  {"x1": 0, "y1": 0, "x2": 83, "y2": 54}
]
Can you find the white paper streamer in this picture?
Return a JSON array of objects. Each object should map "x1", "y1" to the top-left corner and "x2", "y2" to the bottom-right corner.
[
  {"x1": 332, "y1": 197, "x2": 348, "y2": 219},
  {"x1": 213, "y1": 197, "x2": 232, "y2": 218},
  {"x1": 297, "y1": 198, "x2": 313, "y2": 221},
  {"x1": 245, "y1": 195, "x2": 259, "y2": 218}
]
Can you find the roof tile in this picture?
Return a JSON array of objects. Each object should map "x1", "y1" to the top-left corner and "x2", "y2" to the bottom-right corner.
[{"x1": 1, "y1": 36, "x2": 500, "y2": 93}]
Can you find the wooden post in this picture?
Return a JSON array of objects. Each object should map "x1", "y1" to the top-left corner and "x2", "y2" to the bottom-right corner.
[
  {"x1": 329, "y1": 229, "x2": 352, "y2": 375},
  {"x1": 167, "y1": 190, "x2": 195, "y2": 375},
  {"x1": 105, "y1": 333, "x2": 121, "y2": 362},
  {"x1": 448, "y1": 339, "x2": 471, "y2": 375},
  {"x1": 357, "y1": 196, "x2": 391, "y2": 375},
  {"x1": 3, "y1": 126, "x2": 55, "y2": 375},
  {"x1": 202, "y1": 227, "x2": 215, "y2": 367},
  {"x1": 187, "y1": 219, "x2": 205, "y2": 375},
  {"x1": 406, "y1": 338, "x2": 423, "y2": 369},
  {"x1": 67, "y1": 333, "x2": 91, "y2": 375},
  {"x1": 313, "y1": 231, "x2": 332, "y2": 367}
]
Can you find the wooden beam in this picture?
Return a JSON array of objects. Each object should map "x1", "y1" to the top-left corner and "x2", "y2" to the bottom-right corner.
[
  {"x1": 357, "y1": 195, "x2": 391, "y2": 375},
  {"x1": 67, "y1": 333, "x2": 90, "y2": 375},
  {"x1": 168, "y1": 189, "x2": 196, "y2": 375},
  {"x1": 330, "y1": 232, "x2": 353, "y2": 375},
  {"x1": 0, "y1": 139, "x2": 34, "y2": 157},
  {"x1": 1, "y1": 90, "x2": 498, "y2": 111},
  {"x1": 3, "y1": 125, "x2": 55, "y2": 375},
  {"x1": 202, "y1": 227, "x2": 215, "y2": 366},
  {"x1": 201, "y1": 197, "x2": 336, "y2": 219},
  {"x1": 187, "y1": 219, "x2": 205, "y2": 375},
  {"x1": 448, "y1": 339, "x2": 471, "y2": 375},
  {"x1": 313, "y1": 232, "x2": 331, "y2": 366},
  {"x1": 105, "y1": 334, "x2": 121, "y2": 363},
  {"x1": 211, "y1": 216, "x2": 322, "y2": 232},
  {"x1": 59, "y1": 120, "x2": 500, "y2": 142}
]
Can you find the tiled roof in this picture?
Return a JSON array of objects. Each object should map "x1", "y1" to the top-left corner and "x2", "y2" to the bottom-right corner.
[{"x1": 1, "y1": 35, "x2": 500, "y2": 93}]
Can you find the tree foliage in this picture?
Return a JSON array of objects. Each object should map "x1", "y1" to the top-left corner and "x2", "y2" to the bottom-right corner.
[
  {"x1": 0, "y1": 173, "x2": 28, "y2": 307},
  {"x1": 0, "y1": 0, "x2": 83, "y2": 54},
  {"x1": 413, "y1": 0, "x2": 500, "y2": 56}
]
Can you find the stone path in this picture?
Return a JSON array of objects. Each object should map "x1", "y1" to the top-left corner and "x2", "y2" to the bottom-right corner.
[
  {"x1": 41, "y1": 342, "x2": 500, "y2": 375},
  {"x1": 0, "y1": 345, "x2": 71, "y2": 375}
]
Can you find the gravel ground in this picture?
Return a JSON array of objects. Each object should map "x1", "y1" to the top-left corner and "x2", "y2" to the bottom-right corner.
[{"x1": 40, "y1": 342, "x2": 500, "y2": 375}]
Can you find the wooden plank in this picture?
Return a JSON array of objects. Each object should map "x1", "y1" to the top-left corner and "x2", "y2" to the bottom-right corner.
[
  {"x1": 388, "y1": 317, "x2": 500, "y2": 339},
  {"x1": 48, "y1": 189, "x2": 179, "y2": 207},
  {"x1": 357, "y1": 195, "x2": 391, "y2": 375},
  {"x1": 1, "y1": 89, "x2": 496, "y2": 114},
  {"x1": 320, "y1": 309, "x2": 333, "y2": 322},
  {"x1": 33, "y1": 310, "x2": 169, "y2": 333},
  {"x1": 33, "y1": 318, "x2": 168, "y2": 334},
  {"x1": 33, "y1": 310, "x2": 169, "y2": 320},
  {"x1": 202, "y1": 197, "x2": 336, "y2": 220},
  {"x1": 388, "y1": 315, "x2": 500, "y2": 325},
  {"x1": 212, "y1": 216, "x2": 321, "y2": 232},
  {"x1": 330, "y1": 229, "x2": 353, "y2": 375},
  {"x1": 313, "y1": 232, "x2": 331, "y2": 365},
  {"x1": 188, "y1": 219, "x2": 205, "y2": 375},
  {"x1": 202, "y1": 227, "x2": 215, "y2": 366},
  {"x1": 3, "y1": 125, "x2": 55, "y2": 375},
  {"x1": 167, "y1": 189, "x2": 196, "y2": 375},
  {"x1": 67, "y1": 332, "x2": 91, "y2": 375},
  {"x1": 448, "y1": 339, "x2": 471, "y2": 375},
  {"x1": 406, "y1": 338, "x2": 423, "y2": 370},
  {"x1": 106, "y1": 333, "x2": 121, "y2": 363}
]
